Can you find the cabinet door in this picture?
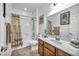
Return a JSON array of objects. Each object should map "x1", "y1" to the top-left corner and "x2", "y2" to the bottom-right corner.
[
  {"x1": 38, "y1": 39, "x2": 44, "y2": 56},
  {"x1": 44, "y1": 42, "x2": 56, "y2": 53},
  {"x1": 38, "y1": 43, "x2": 44, "y2": 56},
  {"x1": 38, "y1": 39, "x2": 44, "y2": 45},
  {"x1": 56, "y1": 49, "x2": 70, "y2": 56},
  {"x1": 44, "y1": 47, "x2": 55, "y2": 56}
]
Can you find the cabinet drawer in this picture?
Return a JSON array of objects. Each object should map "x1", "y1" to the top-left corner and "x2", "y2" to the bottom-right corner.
[
  {"x1": 44, "y1": 47, "x2": 55, "y2": 56},
  {"x1": 56, "y1": 49, "x2": 70, "y2": 56},
  {"x1": 38, "y1": 39, "x2": 44, "y2": 45},
  {"x1": 44, "y1": 42, "x2": 56, "y2": 53}
]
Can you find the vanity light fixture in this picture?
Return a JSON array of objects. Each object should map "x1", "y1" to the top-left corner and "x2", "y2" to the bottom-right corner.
[
  {"x1": 50, "y1": 0, "x2": 57, "y2": 6},
  {"x1": 53, "y1": 3, "x2": 57, "y2": 6},
  {"x1": 49, "y1": 0, "x2": 58, "y2": 10}
]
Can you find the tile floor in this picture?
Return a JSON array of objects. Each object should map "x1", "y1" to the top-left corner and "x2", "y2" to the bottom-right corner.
[{"x1": 11, "y1": 46, "x2": 39, "y2": 56}]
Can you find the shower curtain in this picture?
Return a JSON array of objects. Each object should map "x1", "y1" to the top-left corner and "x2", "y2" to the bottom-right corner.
[
  {"x1": 20, "y1": 16, "x2": 33, "y2": 47},
  {"x1": 11, "y1": 15, "x2": 23, "y2": 48}
]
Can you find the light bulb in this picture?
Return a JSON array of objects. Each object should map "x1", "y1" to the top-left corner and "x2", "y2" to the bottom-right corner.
[{"x1": 24, "y1": 8, "x2": 27, "y2": 11}]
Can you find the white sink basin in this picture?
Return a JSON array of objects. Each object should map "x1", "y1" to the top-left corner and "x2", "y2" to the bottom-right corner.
[
  {"x1": 51, "y1": 40, "x2": 62, "y2": 44},
  {"x1": 50, "y1": 39, "x2": 62, "y2": 44},
  {"x1": 47, "y1": 37, "x2": 62, "y2": 44}
]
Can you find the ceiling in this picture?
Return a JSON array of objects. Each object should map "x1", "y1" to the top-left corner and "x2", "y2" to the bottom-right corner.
[{"x1": 12, "y1": 3, "x2": 51, "y2": 13}]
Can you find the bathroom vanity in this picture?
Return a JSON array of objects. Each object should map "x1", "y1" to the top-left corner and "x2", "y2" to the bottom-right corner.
[{"x1": 38, "y1": 37, "x2": 79, "y2": 56}]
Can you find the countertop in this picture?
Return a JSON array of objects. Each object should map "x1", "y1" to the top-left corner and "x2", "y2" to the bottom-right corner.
[{"x1": 38, "y1": 37, "x2": 79, "y2": 56}]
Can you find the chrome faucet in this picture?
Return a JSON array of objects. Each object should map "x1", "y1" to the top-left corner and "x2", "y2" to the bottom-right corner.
[
  {"x1": 69, "y1": 33, "x2": 74, "y2": 36},
  {"x1": 55, "y1": 35, "x2": 60, "y2": 41}
]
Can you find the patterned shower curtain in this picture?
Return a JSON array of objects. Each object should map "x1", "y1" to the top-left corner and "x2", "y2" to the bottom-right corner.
[{"x1": 11, "y1": 15, "x2": 23, "y2": 48}]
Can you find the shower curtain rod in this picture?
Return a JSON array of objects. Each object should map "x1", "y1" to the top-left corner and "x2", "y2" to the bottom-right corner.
[{"x1": 11, "y1": 13, "x2": 36, "y2": 19}]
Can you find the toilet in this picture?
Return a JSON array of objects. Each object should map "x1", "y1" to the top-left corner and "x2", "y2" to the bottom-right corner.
[{"x1": 30, "y1": 40, "x2": 38, "y2": 51}]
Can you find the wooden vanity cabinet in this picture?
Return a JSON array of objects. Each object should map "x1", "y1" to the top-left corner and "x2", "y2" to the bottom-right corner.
[
  {"x1": 38, "y1": 39, "x2": 71, "y2": 56},
  {"x1": 56, "y1": 48, "x2": 70, "y2": 56},
  {"x1": 44, "y1": 42, "x2": 56, "y2": 56},
  {"x1": 38, "y1": 39, "x2": 44, "y2": 56},
  {"x1": 44, "y1": 47, "x2": 55, "y2": 56}
]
